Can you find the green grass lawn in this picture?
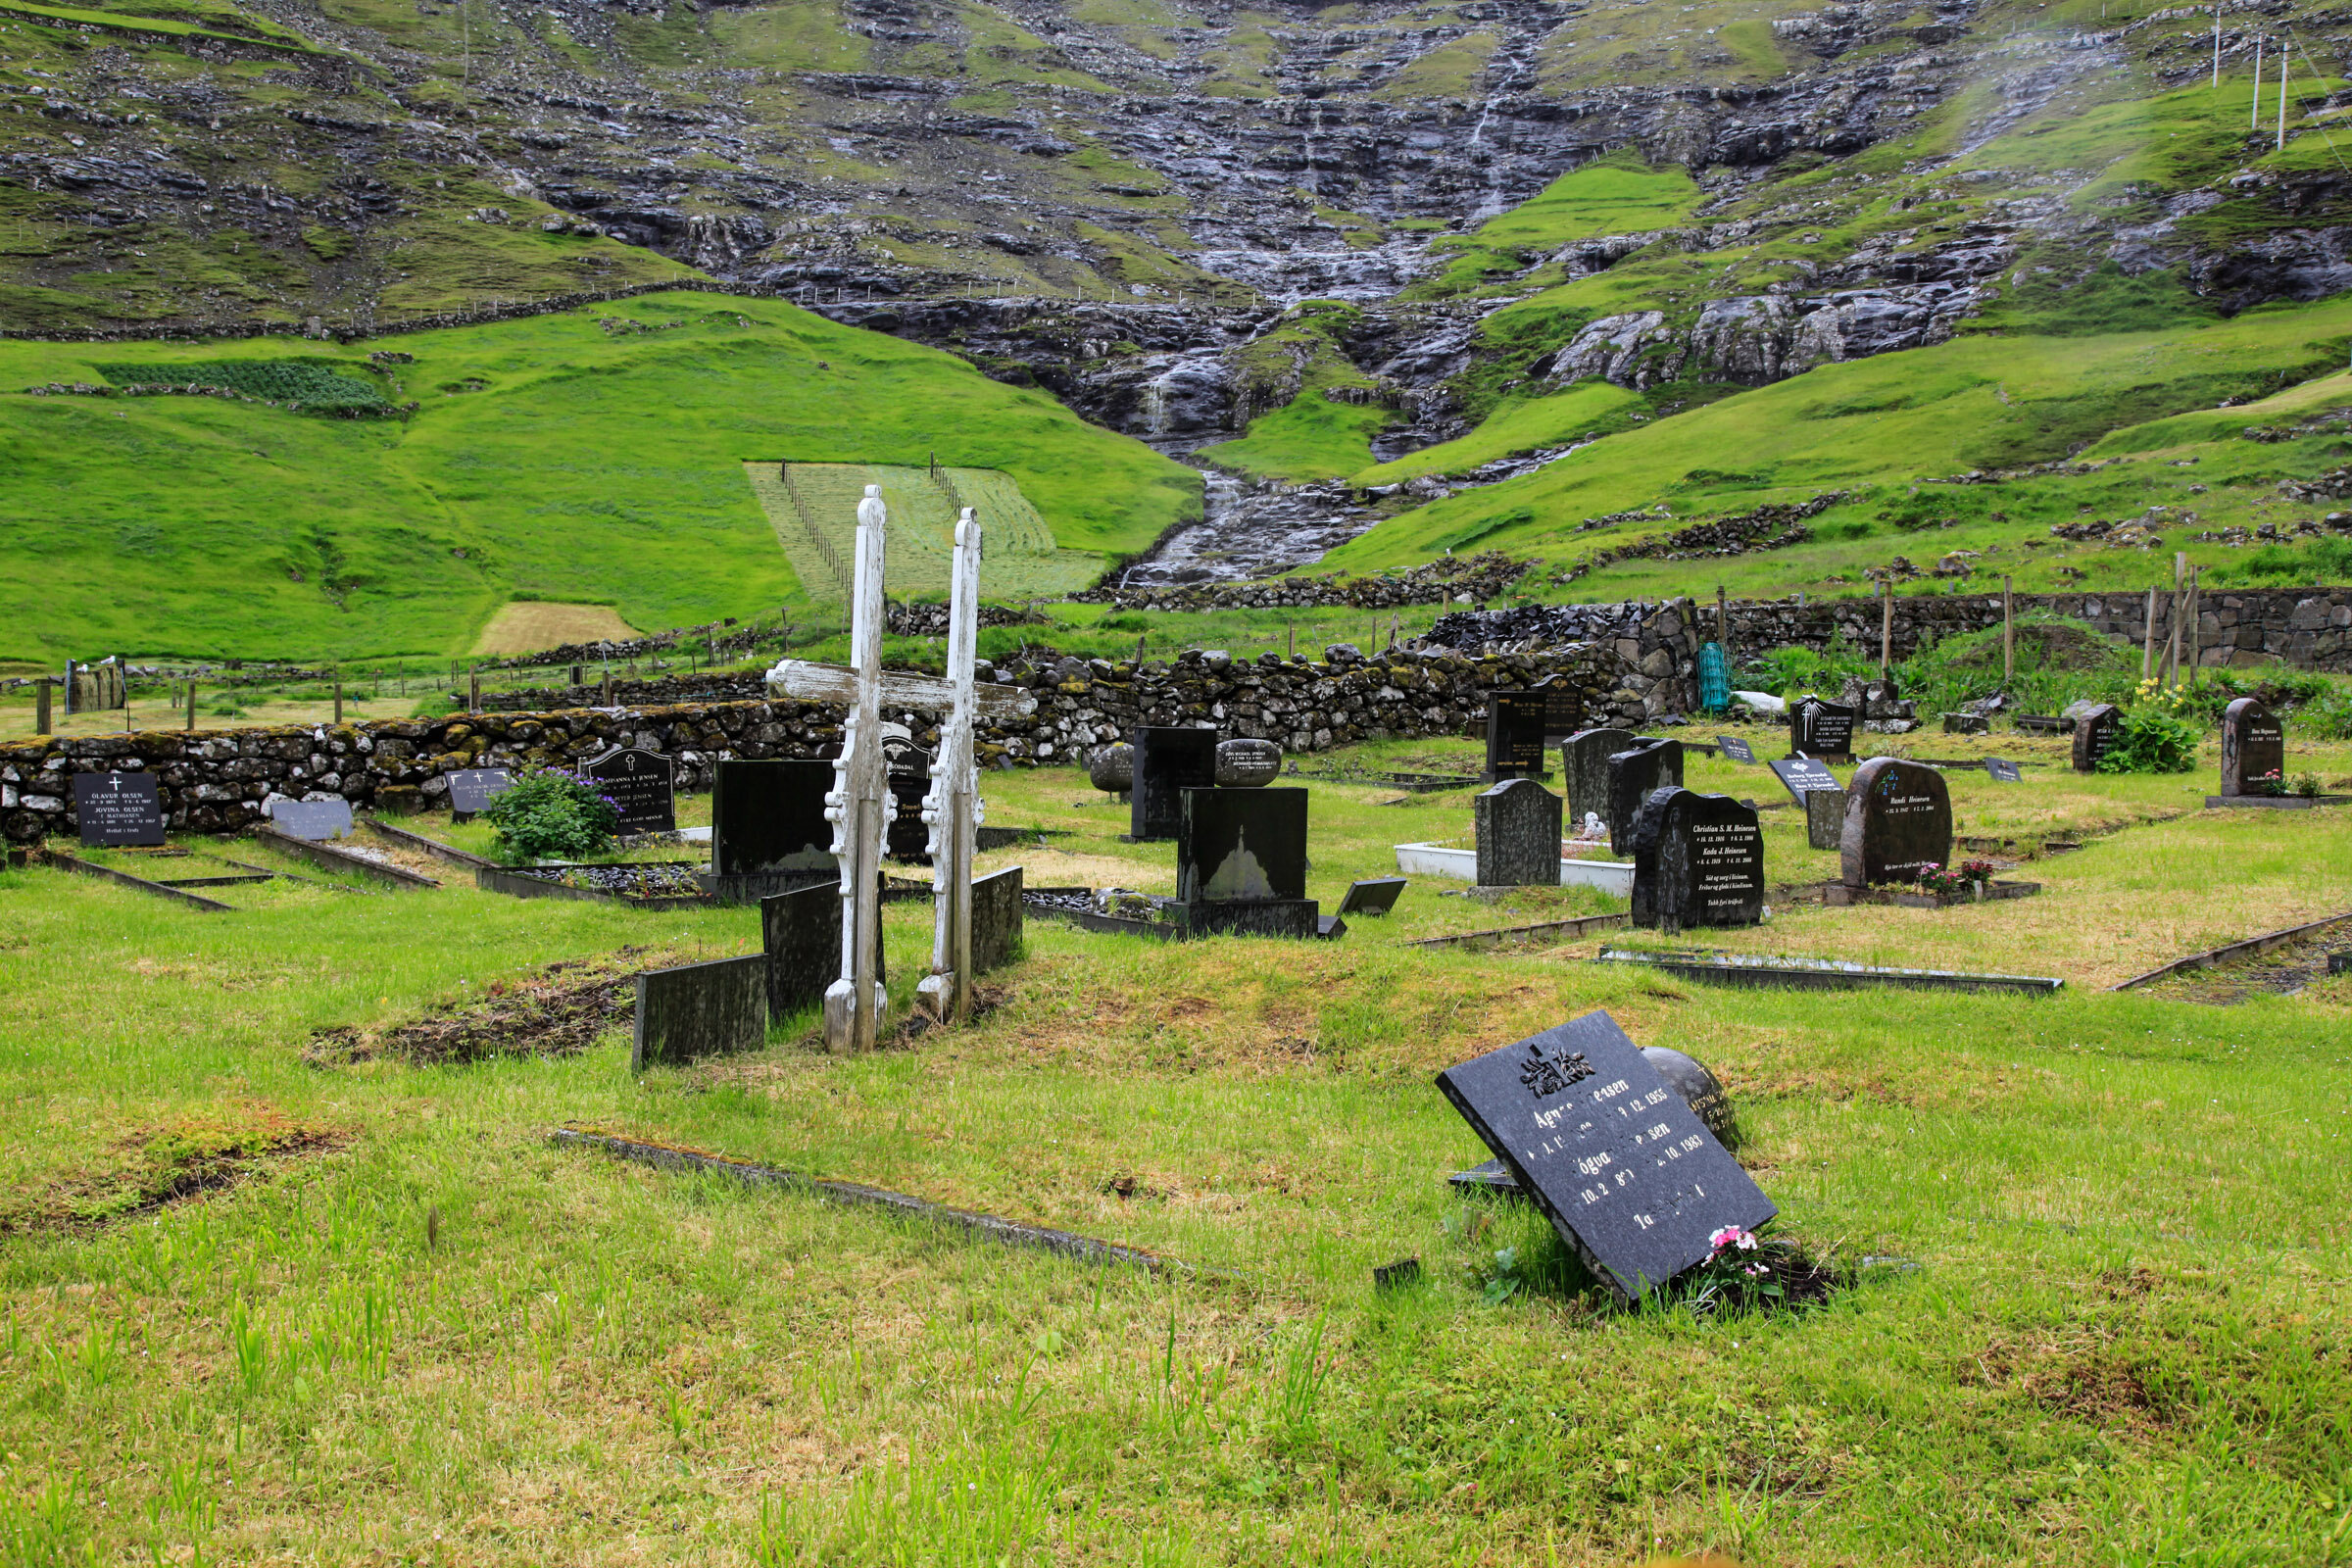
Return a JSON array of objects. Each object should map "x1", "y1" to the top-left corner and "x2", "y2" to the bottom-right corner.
[
  {"x1": 0, "y1": 293, "x2": 1199, "y2": 665},
  {"x1": 4, "y1": 728, "x2": 2350, "y2": 1563}
]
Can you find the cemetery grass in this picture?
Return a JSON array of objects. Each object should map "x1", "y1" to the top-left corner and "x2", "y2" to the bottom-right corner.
[{"x1": 4, "y1": 741, "x2": 2352, "y2": 1563}]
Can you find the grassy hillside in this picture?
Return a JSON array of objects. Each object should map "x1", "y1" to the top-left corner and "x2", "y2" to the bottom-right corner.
[{"x1": 0, "y1": 293, "x2": 1198, "y2": 663}]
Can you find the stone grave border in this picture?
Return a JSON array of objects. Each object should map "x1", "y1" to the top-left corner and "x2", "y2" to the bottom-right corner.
[
  {"x1": 2202, "y1": 794, "x2": 2352, "y2": 810},
  {"x1": 256, "y1": 824, "x2": 439, "y2": 889},
  {"x1": 473, "y1": 860, "x2": 709, "y2": 911},
  {"x1": 39, "y1": 849, "x2": 235, "y2": 911},
  {"x1": 218, "y1": 855, "x2": 366, "y2": 894},
  {"x1": 1405, "y1": 910, "x2": 1628, "y2": 952},
  {"x1": 551, "y1": 1127, "x2": 1182, "y2": 1273},
  {"x1": 2108, "y1": 906, "x2": 2352, "y2": 991},
  {"x1": 1286, "y1": 764, "x2": 1483, "y2": 794},
  {"x1": 1594, "y1": 947, "x2": 2064, "y2": 996}
]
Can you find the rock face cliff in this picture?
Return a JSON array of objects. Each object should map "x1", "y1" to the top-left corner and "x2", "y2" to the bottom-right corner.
[{"x1": 5, "y1": 0, "x2": 2347, "y2": 580}]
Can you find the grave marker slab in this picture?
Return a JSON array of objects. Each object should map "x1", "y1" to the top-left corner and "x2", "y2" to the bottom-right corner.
[
  {"x1": 1629, "y1": 788, "x2": 1764, "y2": 932},
  {"x1": 1178, "y1": 786, "x2": 1307, "y2": 903},
  {"x1": 1716, "y1": 736, "x2": 1756, "y2": 764},
  {"x1": 1803, "y1": 787, "x2": 1848, "y2": 851},
  {"x1": 1336, "y1": 877, "x2": 1407, "y2": 917},
  {"x1": 1131, "y1": 727, "x2": 1219, "y2": 841},
  {"x1": 1840, "y1": 757, "x2": 1953, "y2": 888},
  {"x1": 266, "y1": 798, "x2": 356, "y2": 842},
  {"x1": 1485, "y1": 689, "x2": 1550, "y2": 782},
  {"x1": 1986, "y1": 758, "x2": 2023, "y2": 784},
  {"x1": 1788, "y1": 697, "x2": 1857, "y2": 760},
  {"x1": 1604, "y1": 739, "x2": 1683, "y2": 855},
  {"x1": 72, "y1": 771, "x2": 164, "y2": 848},
  {"x1": 1436, "y1": 1009, "x2": 1777, "y2": 1302},
  {"x1": 711, "y1": 759, "x2": 836, "y2": 877},
  {"x1": 1476, "y1": 778, "x2": 1563, "y2": 887},
  {"x1": 761, "y1": 881, "x2": 844, "y2": 1019},
  {"x1": 971, "y1": 864, "x2": 1024, "y2": 974},
  {"x1": 1768, "y1": 757, "x2": 1840, "y2": 806},
  {"x1": 1537, "y1": 675, "x2": 1584, "y2": 747},
  {"x1": 447, "y1": 768, "x2": 514, "y2": 816},
  {"x1": 1562, "y1": 728, "x2": 1635, "y2": 828},
  {"x1": 584, "y1": 747, "x2": 676, "y2": 834},
  {"x1": 633, "y1": 955, "x2": 768, "y2": 1070},
  {"x1": 2070, "y1": 704, "x2": 2122, "y2": 773},
  {"x1": 2220, "y1": 697, "x2": 2285, "y2": 797}
]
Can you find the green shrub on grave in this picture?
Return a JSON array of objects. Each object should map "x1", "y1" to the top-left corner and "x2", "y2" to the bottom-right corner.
[
  {"x1": 2096, "y1": 681, "x2": 2202, "y2": 775},
  {"x1": 481, "y1": 767, "x2": 618, "y2": 864}
]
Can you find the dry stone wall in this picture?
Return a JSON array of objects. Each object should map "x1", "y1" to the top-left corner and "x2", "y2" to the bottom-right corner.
[{"x1": 0, "y1": 644, "x2": 1642, "y2": 843}]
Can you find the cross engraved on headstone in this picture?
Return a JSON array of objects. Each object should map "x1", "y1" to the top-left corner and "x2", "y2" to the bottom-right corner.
[{"x1": 915, "y1": 509, "x2": 987, "y2": 1024}]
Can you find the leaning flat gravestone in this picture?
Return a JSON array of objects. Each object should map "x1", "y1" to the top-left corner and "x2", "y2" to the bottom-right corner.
[
  {"x1": 2220, "y1": 698, "x2": 2285, "y2": 797},
  {"x1": 971, "y1": 864, "x2": 1024, "y2": 974},
  {"x1": 1630, "y1": 787, "x2": 1764, "y2": 931},
  {"x1": 1476, "y1": 777, "x2": 1563, "y2": 888},
  {"x1": 1604, "y1": 739, "x2": 1683, "y2": 856},
  {"x1": 1437, "y1": 1009, "x2": 1777, "y2": 1302},
  {"x1": 1485, "y1": 689, "x2": 1550, "y2": 781},
  {"x1": 632, "y1": 955, "x2": 767, "y2": 1070},
  {"x1": 1450, "y1": 1045, "x2": 1742, "y2": 1194},
  {"x1": 1337, "y1": 876, "x2": 1407, "y2": 917},
  {"x1": 1562, "y1": 728, "x2": 1635, "y2": 827},
  {"x1": 267, "y1": 797, "x2": 356, "y2": 841},
  {"x1": 72, "y1": 771, "x2": 165, "y2": 847},
  {"x1": 1788, "y1": 697, "x2": 1857, "y2": 760},
  {"x1": 585, "y1": 746, "x2": 676, "y2": 834},
  {"x1": 1986, "y1": 758, "x2": 2023, "y2": 784},
  {"x1": 1840, "y1": 757, "x2": 1953, "y2": 888},
  {"x1": 1716, "y1": 736, "x2": 1756, "y2": 764},
  {"x1": 446, "y1": 767, "x2": 514, "y2": 816},
  {"x1": 2071, "y1": 704, "x2": 2122, "y2": 773},
  {"x1": 711, "y1": 759, "x2": 835, "y2": 877},
  {"x1": 1768, "y1": 757, "x2": 1840, "y2": 806},
  {"x1": 1131, "y1": 727, "x2": 1219, "y2": 841}
]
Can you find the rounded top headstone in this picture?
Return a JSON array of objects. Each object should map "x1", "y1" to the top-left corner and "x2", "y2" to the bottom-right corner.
[
  {"x1": 1640, "y1": 1045, "x2": 1740, "y2": 1152},
  {"x1": 1839, "y1": 756, "x2": 1953, "y2": 888},
  {"x1": 1214, "y1": 737, "x2": 1282, "y2": 788},
  {"x1": 1089, "y1": 742, "x2": 1135, "y2": 793}
]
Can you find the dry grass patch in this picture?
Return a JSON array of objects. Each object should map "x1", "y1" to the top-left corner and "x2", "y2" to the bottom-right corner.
[{"x1": 469, "y1": 600, "x2": 639, "y2": 657}]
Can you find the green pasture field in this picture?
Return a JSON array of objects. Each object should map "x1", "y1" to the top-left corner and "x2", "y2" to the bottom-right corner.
[
  {"x1": 0, "y1": 293, "x2": 1198, "y2": 666},
  {"x1": 3, "y1": 726, "x2": 2351, "y2": 1564}
]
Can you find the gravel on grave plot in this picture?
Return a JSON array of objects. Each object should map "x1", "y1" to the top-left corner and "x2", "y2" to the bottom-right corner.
[
  {"x1": 2137, "y1": 928, "x2": 2352, "y2": 1005},
  {"x1": 545, "y1": 862, "x2": 707, "y2": 899}
]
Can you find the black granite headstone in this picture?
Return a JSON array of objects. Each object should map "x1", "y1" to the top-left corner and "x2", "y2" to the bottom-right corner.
[
  {"x1": 1436, "y1": 1009, "x2": 1777, "y2": 1302},
  {"x1": 584, "y1": 747, "x2": 675, "y2": 834},
  {"x1": 972, "y1": 864, "x2": 1024, "y2": 974},
  {"x1": 1840, "y1": 757, "x2": 1953, "y2": 888},
  {"x1": 267, "y1": 797, "x2": 355, "y2": 841},
  {"x1": 1337, "y1": 877, "x2": 1407, "y2": 916},
  {"x1": 1476, "y1": 778, "x2": 1563, "y2": 887},
  {"x1": 712, "y1": 760, "x2": 835, "y2": 876},
  {"x1": 1485, "y1": 689, "x2": 1549, "y2": 782},
  {"x1": 1449, "y1": 1045, "x2": 1741, "y2": 1194},
  {"x1": 72, "y1": 771, "x2": 164, "y2": 848},
  {"x1": 1788, "y1": 697, "x2": 1857, "y2": 760},
  {"x1": 762, "y1": 879, "x2": 874, "y2": 1019},
  {"x1": 1178, "y1": 786, "x2": 1306, "y2": 903},
  {"x1": 2071, "y1": 704, "x2": 2122, "y2": 773},
  {"x1": 633, "y1": 955, "x2": 767, "y2": 1069},
  {"x1": 887, "y1": 770, "x2": 932, "y2": 861},
  {"x1": 2220, "y1": 698, "x2": 2285, "y2": 797},
  {"x1": 1716, "y1": 736, "x2": 1756, "y2": 764},
  {"x1": 447, "y1": 767, "x2": 513, "y2": 816},
  {"x1": 1537, "y1": 674, "x2": 1584, "y2": 747},
  {"x1": 1767, "y1": 757, "x2": 1840, "y2": 805},
  {"x1": 1562, "y1": 728, "x2": 1636, "y2": 829},
  {"x1": 1630, "y1": 788, "x2": 1764, "y2": 931},
  {"x1": 1131, "y1": 727, "x2": 1219, "y2": 841},
  {"x1": 1604, "y1": 739, "x2": 1683, "y2": 856},
  {"x1": 1985, "y1": 758, "x2": 2023, "y2": 784}
]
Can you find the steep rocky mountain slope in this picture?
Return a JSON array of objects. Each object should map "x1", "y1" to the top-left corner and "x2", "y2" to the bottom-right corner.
[{"x1": 3, "y1": 0, "x2": 2350, "y2": 599}]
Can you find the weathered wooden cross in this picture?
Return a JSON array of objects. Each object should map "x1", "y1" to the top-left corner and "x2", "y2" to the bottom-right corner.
[{"x1": 765, "y1": 493, "x2": 1034, "y2": 1050}]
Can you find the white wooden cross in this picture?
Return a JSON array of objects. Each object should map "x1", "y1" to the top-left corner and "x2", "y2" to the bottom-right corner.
[
  {"x1": 915, "y1": 508, "x2": 982, "y2": 1024},
  {"x1": 821, "y1": 484, "x2": 890, "y2": 1054}
]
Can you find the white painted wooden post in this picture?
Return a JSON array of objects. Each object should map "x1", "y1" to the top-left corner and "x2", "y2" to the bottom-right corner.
[
  {"x1": 824, "y1": 484, "x2": 892, "y2": 1054},
  {"x1": 917, "y1": 509, "x2": 982, "y2": 1024}
]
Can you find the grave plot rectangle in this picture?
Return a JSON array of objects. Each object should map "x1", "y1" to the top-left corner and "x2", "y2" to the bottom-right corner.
[
  {"x1": 632, "y1": 955, "x2": 768, "y2": 1070},
  {"x1": 2220, "y1": 698, "x2": 2285, "y2": 797},
  {"x1": 1337, "y1": 877, "x2": 1407, "y2": 917},
  {"x1": 1436, "y1": 1009, "x2": 1776, "y2": 1303},
  {"x1": 446, "y1": 768, "x2": 514, "y2": 816},
  {"x1": 711, "y1": 760, "x2": 836, "y2": 876},
  {"x1": 1788, "y1": 697, "x2": 1857, "y2": 760},
  {"x1": 1986, "y1": 759, "x2": 2023, "y2": 783},
  {"x1": 1131, "y1": 727, "x2": 1219, "y2": 841},
  {"x1": 971, "y1": 865, "x2": 1023, "y2": 974},
  {"x1": 762, "y1": 880, "x2": 848, "y2": 1018},
  {"x1": 1630, "y1": 789, "x2": 1764, "y2": 931},
  {"x1": 2070, "y1": 705, "x2": 2122, "y2": 773},
  {"x1": 1593, "y1": 948, "x2": 2064, "y2": 997},
  {"x1": 1485, "y1": 689, "x2": 1551, "y2": 782},
  {"x1": 1768, "y1": 757, "x2": 1841, "y2": 806},
  {"x1": 1604, "y1": 739, "x2": 1683, "y2": 856},
  {"x1": 72, "y1": 771, "x2": 165, "y2": 848},
  {"x1": 1562, "y1": 728, "x2": 1636, "y2": 831},
  {"x1": 1178, "y1": 787, "x2": 1307, "y2": 903},
  {"x1": 1716, "y1": 736, "x2": 1756, "y2": 764},
  {"x1": 585, "y1": 747, "x2": 676, "y2": 834},
  {"x1": 266, "y1": 798, "x2": 356, "y2": 842},
  {"x1": 1476, "y1": 778, "x2": 1563, "y2": 888},
  {"x1": 1840, "y1": 758, "x2": 1953, "y2": 889}
]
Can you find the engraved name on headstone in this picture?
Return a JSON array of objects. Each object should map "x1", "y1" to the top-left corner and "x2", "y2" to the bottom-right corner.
[
  {"x1": 1485, "y1": 689, "x2": 1550, "y2": 782},
  {"x1": 1716, "y1": 736, "x2": 1756, "y2": 764},
  {"x1": 1788, "y1": 697, "x2": 1857, "y2": 760},
  {"x1": 1630, "y1": 787, "x2": 1764, "y2": 931},
  {"x1": 1436, "y1": 1009, "x2": 1777, "y2": 1302},
  {"x1": 72, "y1": 771, "x2": 165, "y2": 848},
  {"x1": 1840, "y1": 757, "x2": 1954, "y2": 888},
  {"x1": 583, "y1": 747, "x2": 676, "y2": 835},
  {"x1": 1767, "y1": 757, "x2": 1841, "y2": 806},
  {"x1": 2220, "y1": 697, "x2": 2285, "y2": 797},
  {"x1": 267, "y1": 797, "x2": 356, "y2": 841},
  {"x1": 1537, "y1": 674, "x2": 1584, "y2": 748},
  {"x1": 2071, "y1": 704, "x2": 2122, "y2": 773},
  {"x1": 447, "y1": 768, "x2": 514, "y2": 816},
  {"x1": 1986, "y1": 758, "x2": 2023, "y2": 784}
]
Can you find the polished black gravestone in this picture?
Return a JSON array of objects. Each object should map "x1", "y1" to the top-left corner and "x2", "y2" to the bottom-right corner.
[
  {"x1": 1788, "y1": 697, "x2": 1857, "y2": 760},
  {"x1": 1562, "y1": 727, "x2": 1636, "y2": 829},
  {"x1": 632, "y1": 955, "x2": 767, "y2": 1070},
  {"x1": 1716, "y1": 736, "x2": 1756, "y2": 764},
  {"x1": 1131, "y1": 727, "x2": 1219, "y2": 841},
  {"x1": 1767, "y1": 757, "x2": 1840, "y2": 805},
  {"x1": 1476, "y1": 778, "x2": 1562, "y2": 887},
  {"x1": 1986, "y1": 758, "x2": 2023, "y2": 784},
  {"x1": 706, "y1": 759, "x2": 837, "y2": 901},
  {"x1": 267, "y1": 797, "x2": 356, "y2": 841},
  {"x1": 1337, "y1": 877, "x2": 1407, "y2": 917},
  {"x1": 2220, "y1": 698, "x2": 2285, "y2": 797},
  {"x1": 972, "y1": 864, "x2": 1024, "y2": 974},
  {"x1": 1604, "y1": 738, "x2": 1684, "y2": 855},
  {"x1": 1537, "y1": 674, "x2": 1584, "y2": 747},
  {"x1": 1176, "y1": 785, "x2": 1317, "y2": 937},
  {"x1": 761, "y1": 880, "x2": 871, "y2": 1019},
  {"x1": 584, "y1": 746, "x2": 676, "y2": 834},
  {"x1": 72, "y1": 771, "x2": 164, "y2": 848},
  {"x1": 1450, "y1": 1046, "x2": 1740, "y2": 1199},
  {"x1": 1436, "y1": 1009, "x2": 1776, "y2": 1302},
  {"x1": 446, "y1": 767, "x2": 513, "y2": 817},
  {"x1": 1629, "y1": 788, "x2": 1764, "y2": 932},
  {"x1": 1484, "y1": 689, "x2": 1550, "y2": 782},
  {"x1": 1840, "y1": 757, "x2": 1953, "y2": 888},
  {"x1": 2070, "y1": 704, "x2": 2122, "y2": 773}
]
